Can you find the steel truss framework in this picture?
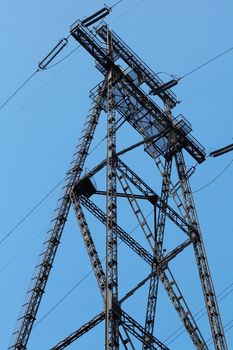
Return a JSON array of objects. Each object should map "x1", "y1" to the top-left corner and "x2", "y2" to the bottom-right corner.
[{"x1": 8, "y1": 14, "x2": 228, "y2": 350}]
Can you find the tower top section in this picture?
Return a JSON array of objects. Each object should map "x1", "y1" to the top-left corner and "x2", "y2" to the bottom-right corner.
[{"x1": 70, "y1": 20, "x2": 206, "y2": 163}]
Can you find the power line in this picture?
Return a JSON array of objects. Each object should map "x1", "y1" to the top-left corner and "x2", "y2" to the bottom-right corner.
[
  {"x1": 206, "y1": 319, "x2": 233, "y2": 347},
  {"x1": 181, "y1": 70, "x2": 233, "y2": 102},
  {"x1": 0, "y1": 46, "x2": 83, "y2": 132},
  {"x1": 0, "y1": 114, "x2": 127, "y2": 247},
  {"x1": 165, "y1": 281, "x2": 233, "y2": 345},
  {"x1": 33, "y1": 233, "x2": 233, "y2": 332},
  {"x1": 193, "y1": 158, "x2": 233, "y2": 193},
  {"x1": 1, "y1": 0, "x2": 232, "y2": 118},
  {"x1": 0, "y1": 228, "x2": 45, "y2": 273},
  {"x1": 33, "y1": 269, "x2": 93, "y2": 329},
  {"x1": 0, "y1": 2, "x2": 147, "y2": 248},
  {"x1": 0, "y1": 0, "x2": 127, "y2": 114},
  {"x1": 0, "y1": 69, "x2": 39, "y2": 112},
  {"x1": 109, "y1": 0, "x2": 147, "y2": 24},
  {"x1": 180, "y1": 45, "x2": 233, "y2": 80},
  {"x1": 110, "y1": 0, "x2": 124, "y2": 10},
  {"x1": 164, "y1": 281, "x2": 233, "y2": 343},
  {"x1": 0, "y1": 179, "x2": 63, "y2": 245},
  {"x1": 0, "y1": 40, "x2": 76, "y2": 114}
]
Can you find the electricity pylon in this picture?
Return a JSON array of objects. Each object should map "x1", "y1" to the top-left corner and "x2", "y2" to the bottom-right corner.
[{"x1": 9, "y1": 8, "x2": 228, "y2": 350}]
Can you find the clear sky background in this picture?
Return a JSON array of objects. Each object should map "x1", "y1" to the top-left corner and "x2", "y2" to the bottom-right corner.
[{"x1": 0, "y1": 0, "x2": 233, "y2": 349}]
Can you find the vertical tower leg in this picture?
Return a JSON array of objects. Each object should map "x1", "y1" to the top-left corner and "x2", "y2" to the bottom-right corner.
[
  {"x1": 175, "y1": 150, "x2": 228, "y2": 350},
  {"x1": 105, "y1": 30, "x2": 119, "y2": 350},
  {"x1": 8, "y1": 83, "x2": 107, "y2": 350}
]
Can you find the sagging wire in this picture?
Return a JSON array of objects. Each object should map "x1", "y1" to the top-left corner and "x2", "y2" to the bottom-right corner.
[
  {"x1": 193, "y1": 158, "x2": 233, "y2": 194},
  {"x1": 193, "y1": 141, "x2": 233, "y2": 194}
]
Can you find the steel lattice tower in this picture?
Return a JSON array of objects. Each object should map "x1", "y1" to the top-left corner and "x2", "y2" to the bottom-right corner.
[{"x1": 8, "y1": 9, "x2": 228, "y2": 350}]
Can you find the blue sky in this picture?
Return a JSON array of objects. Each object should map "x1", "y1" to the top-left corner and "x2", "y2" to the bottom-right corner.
[{"x1": 0, "y1": 0, "x2": 233, "y2": 349}]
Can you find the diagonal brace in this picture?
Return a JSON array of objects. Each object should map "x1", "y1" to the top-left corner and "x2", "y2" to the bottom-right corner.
[
  {"x1": 116, "y1": 157, "x2": 197, "y2": 239},
  {"x1": 50, "y1": 312, "x2": 105, "y2": 350},
  {"x1": 78, "y1": 195, "x2": 154, "y2": 265},
  {"x1": 115, "y1": 306, "x2": 169, "y2": 350}
]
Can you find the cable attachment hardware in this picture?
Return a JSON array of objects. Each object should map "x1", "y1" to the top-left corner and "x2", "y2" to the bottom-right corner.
[
  {"x1": 81, "y1": 7, "x2": 111, "y2": 27},
  {"x1": 149, "y1": 79, "x2": 179, "y2": 95},
  {"x1": 209, "y1": 142, "x2": 233, "y2": 157},
  {"x1": 38, "y1": 38, "x2": 68, "y2": 70}
]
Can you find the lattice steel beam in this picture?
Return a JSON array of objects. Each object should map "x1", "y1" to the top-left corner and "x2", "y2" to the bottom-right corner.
[
  {"x1": 8, "y1": 83, "x2": 107, "y2": 350},
  {"x1": 105, "y1": 31, "x2": 119, "y2": 350},
  {"x1": 8, "y1": 12, "x2": 228, "y2": 350},
  {"x1": 71, "y1": 194, "x2": 136, "y2": 350},
  {"x1": 115, "y1": 307, "x2": 169, "y2": 350},
  {"x1": 116, "y1": 157, "x2": 197, "y2": 238},
  {"x1": 78, "y1": 195, "x2": 153, "y2": 265},
  {"x1": 76, "y1": 192, "x2": 207, "y2": 348},
  {"x1": 175, "y1": 151, "x2": 227, "y2": 349},
  {"x1": 116, "y1": 168, "x2": 155, "y2": 251},
  {"x1": 143, "y1": 159, "x2": 172, "y2": 349},
  {"x1": 50, "y1": 312, "x2": 105, "y2": 350},
  {"x1": 71, "y1": 194, "x2": 106, "y2": 294}
]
